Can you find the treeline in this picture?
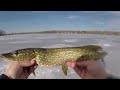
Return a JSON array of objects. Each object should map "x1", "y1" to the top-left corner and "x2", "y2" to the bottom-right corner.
[
  {"x1": 39, "y1": 30, "x2": 86, "y2": 34},
  {"x1": 3, "y1": 30, "x2": 120, "y2": 36},
  {"x1": 38, "y1": 30, "x2": 120, "y2": 36},
  {"x1": 79, "y1": 31, "x2": 120, "y2": 36}
]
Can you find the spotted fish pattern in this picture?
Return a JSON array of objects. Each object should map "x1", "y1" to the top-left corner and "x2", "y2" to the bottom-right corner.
[{"x1": 0, "y1": 45, "x2": 107, "y2": 76}]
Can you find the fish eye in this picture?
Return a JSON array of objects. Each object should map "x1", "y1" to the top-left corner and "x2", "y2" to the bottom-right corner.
[
  {"x1": 13, "y1": 51, "x2": 18, "y2": 56},
  {"x1": 98, "y1": 49, "x2": 103, "y2": 53}
]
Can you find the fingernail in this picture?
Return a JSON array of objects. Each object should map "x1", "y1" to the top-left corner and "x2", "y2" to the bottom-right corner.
[
  {"x1": 32, "y1": 58, "x2": 36, "y2": 61},
  {"x1": 66, "y1": 62, "x2": 72, "y2": 66},
  {"x1": 66, "y1": 62, "x2": 75, "y2": 68},
  {"x1": 71, "y1": 63, "x2": 75, "y2": 68},
  {"x1": 31, "y1": 60, "x2": 35, "y2": 64}
]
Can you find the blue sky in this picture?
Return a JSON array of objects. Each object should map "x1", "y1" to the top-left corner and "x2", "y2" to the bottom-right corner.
[{"x1": 0, "y1": 11, "x2": 120, "y2": 33}]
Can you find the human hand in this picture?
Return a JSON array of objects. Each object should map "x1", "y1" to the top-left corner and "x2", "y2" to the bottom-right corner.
[
  {"x1": 4, "y1": 59, "x2": 38, "y2": 79},
  {"x1": 66, "y1": 60, "x2": 109, "y2": 79}
]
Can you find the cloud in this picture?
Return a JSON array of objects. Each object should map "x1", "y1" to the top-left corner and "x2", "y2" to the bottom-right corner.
[
  {"x1": 83, "y1": 11, "x2": 120, "y2": 16},
  {"x1": 31, "y1": 11, "x2": 50, "y2": 13},
  {"x1": 107, "y1": 18, "x2": 120, "y2": 26},
  {"x1": 82, "y1": 11, "x2": 98, "y2": 13},
  {"x1": 94, "y1": 21, "x2": 105, "y2": 25},
  {"x1": 107, "y1": 11, "x2": 120, "y2": 16},
  {"x1": 66, "y1": 15, "x2": 80, "y2": 20},
  {"x1": 99, "y1": 17, "x2": 120, "y2": 30}
]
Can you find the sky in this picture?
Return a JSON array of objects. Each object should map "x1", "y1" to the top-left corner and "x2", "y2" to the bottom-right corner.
[{"x1": 0, "y1": 11, "x2": 120, "y2": 33}]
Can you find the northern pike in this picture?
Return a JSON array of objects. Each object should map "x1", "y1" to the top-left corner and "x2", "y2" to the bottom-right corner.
[{"x1": 0, "y1": 45, "x2": 107, "y2": 76}]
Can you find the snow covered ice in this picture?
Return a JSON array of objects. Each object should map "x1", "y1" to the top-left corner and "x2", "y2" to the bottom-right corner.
[{"x1": 0, "y1": 33, "x2": 120, "y2": 79}]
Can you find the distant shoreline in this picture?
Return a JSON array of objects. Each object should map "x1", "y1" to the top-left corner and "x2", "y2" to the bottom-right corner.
[{"x1": 3, "y1": 31, "x2": 120, "y2": 36}]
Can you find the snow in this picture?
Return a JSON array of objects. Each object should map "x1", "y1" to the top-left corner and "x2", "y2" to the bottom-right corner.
[{"x1": 0, "y1": 34, "x2": 120, "y2": 79}]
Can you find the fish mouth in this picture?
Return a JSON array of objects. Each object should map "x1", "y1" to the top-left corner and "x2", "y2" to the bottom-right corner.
[
  {"x1": 0, "y1": 53, "x2": 15, "y2": 61},
  {"x1": 97, "y1": 49, "x2": 107, "y2": 56},
  {"x1": 0, "y1": 54, "x2": 9, "y2": 61},
  {"x1": 0, "y1": 54, "x2": 6, "y2": 59},
  {"x1": 102, "y1": 51, "x2": 107, "y2": 57}
]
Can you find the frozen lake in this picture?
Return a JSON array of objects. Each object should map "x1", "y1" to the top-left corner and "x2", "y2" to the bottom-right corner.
[{"x1": 0, "y1": 33, "x2": 120, "y2": 79}]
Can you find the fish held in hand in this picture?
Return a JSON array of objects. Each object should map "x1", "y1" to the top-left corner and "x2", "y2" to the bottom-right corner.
[{"x1": 0, "y1": 45, "x2": 107, "y2": 76}]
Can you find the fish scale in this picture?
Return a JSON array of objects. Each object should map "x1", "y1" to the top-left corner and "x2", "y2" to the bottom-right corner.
[{"x1": 0, "y1": 45, "x2": 107, "y2": 76}]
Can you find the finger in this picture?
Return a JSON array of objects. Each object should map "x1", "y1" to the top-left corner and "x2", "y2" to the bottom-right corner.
[
  {"x1": 66, "y1": 62, "x2": 82, "y2": 76},
  {"x1": 80, "y1": 69, "x2": 87, "y2": 79},
  {"x1": 27, "y1": 64, "x2": 38, "y2": 74},
  {"x1": 73, "y1": 65, "x2": 82, "y2": 76},
  {"x1": 66, "y1": 62, "x2": 76, "y2": 68},
  {"x1": 18, "y1": 59, "x2": 36, "y2": 67},
  {"x1": 76, "y1": 60, "x2": 95, "y2": 67},
  {"x1": 23, "y1": 68, "x2": 30, "y2": 78}
]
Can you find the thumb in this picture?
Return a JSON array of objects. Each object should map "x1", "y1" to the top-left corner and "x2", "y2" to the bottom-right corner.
[
  {"x1": 18, "y1": 59, "x2": 36, "y2": 67},
  {"x1": 76, "y1": 60, "x2": 95, "y2": 67},
  {"x1": 66, "y1": 62, "x2": 82, "y2": 76}
]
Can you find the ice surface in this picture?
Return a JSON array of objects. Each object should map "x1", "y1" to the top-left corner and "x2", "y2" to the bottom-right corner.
[{"x1": 0, "y1": 34, "x2": 120, "y2": 79}]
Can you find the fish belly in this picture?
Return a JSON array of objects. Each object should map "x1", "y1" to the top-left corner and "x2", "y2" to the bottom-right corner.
[{"x1": 36, "y1": 48, "x2": 82, "y2": 67}]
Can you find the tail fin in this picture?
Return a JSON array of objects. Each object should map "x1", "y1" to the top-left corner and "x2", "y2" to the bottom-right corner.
[
  {"x1": 32, "y1": 71, "x2": 36, "y2": 76},
  {"x1": 99, "y1": 58, "x2": 106, "y2": 68},
  {"x1": 102, "y1": 58, "x2": 106, "y2": 64}
]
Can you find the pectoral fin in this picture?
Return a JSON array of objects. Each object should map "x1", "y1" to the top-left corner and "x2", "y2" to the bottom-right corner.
[
  {"x1": 101, "y1": 58, "x2": 104, "y2": 63},
  {"x1": 61, "y1": 64, "x2": 68, "y2": 76},
  {"x1": 27, "y1": 67, "x2": 36, "y2": 77},
  {"x1": 32, "y1": 71, "x2": 36, "y2": 76},
  {"x1": 101, "y1": 58, "x2": 105, "y2": 66}
]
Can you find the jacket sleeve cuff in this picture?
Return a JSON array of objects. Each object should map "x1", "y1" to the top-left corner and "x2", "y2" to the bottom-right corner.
[
  {"x1": 106, "y1": 75, "x2": 119, "y2": 79},
  {"x1": 0, "y1": 74, "x2": 10, "y2": 79}
]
